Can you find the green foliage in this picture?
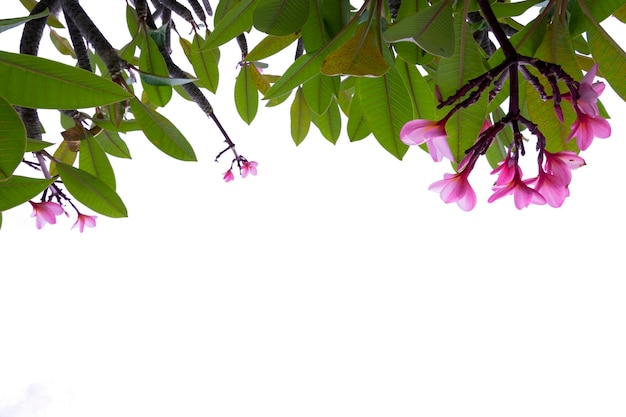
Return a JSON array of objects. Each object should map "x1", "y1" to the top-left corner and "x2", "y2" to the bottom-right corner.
[
  {"x1": 2, "y1": 0, "x2": 626, "y2": 228},
  {"x1": 0, "y1": 51, "x2": 132, "y2": 109},
  {"x1": 0, "y1": 96, "x2": 26, "y2": 179}
]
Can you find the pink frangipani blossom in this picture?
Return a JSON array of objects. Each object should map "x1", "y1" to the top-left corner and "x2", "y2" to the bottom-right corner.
[
  {"x1": 568, "y1": 112, "x2": 611, "y2": 151},
  {"x1": 531, "y1": 169, "x2": 570, "y2": 208},
  {"x1": 72, "y1": 213, "x2": 97, "y2": 233},
  {"x1": 241, "y1": 161, "x2": 258, "y2": 178},
  {"x1": 223, "y1": 169, "x2": 235, "y2": 182},
  {"x1": 490, "y1": 155, "x2": 518, "y2": 186},
  {"x1": 429, "y1": 170, "x2": 477, "y2": 211},
  {"x1": 576, "y1": 63, "x2": 605, "y2": 117},
  {"x1": 488, "y1": 171, "x2": 546, "y2": 209},
  {"x1": 544, "y1": 151, "x2": 585, "y2": 185},
  {"x1": 400, "y1": 119, "x2": 454, "y2": 162},
  {"x1": 29, "y1": 201, "x2": 65, "y2": 229}
]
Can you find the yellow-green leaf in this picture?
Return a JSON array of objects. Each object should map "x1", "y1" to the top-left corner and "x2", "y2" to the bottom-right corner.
[{"x1": 321, "y1": 24, "x2": 389, "y2": 77}]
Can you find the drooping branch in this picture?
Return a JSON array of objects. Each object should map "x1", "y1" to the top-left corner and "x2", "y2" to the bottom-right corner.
[
  {"x1": 61, "y1": 0, "x2": 126, "y2": 78},
  {"x1": 17, "y1": 0, "x2": 62, "y2": 140}
]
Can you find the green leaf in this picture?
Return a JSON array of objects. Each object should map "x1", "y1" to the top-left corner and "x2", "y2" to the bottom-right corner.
[
  {"x1": 56, "y1": 162, "x2": 127, "y2": 218},
  {"x1": 302, "y1": 74, "x2": 338, "y2": 115},
  {"x1": 140, "y1": 72, "x2": 198, "y2": 86},
  {"x1": 569, "y1": 0, "x2": 626, "y2": 37},
  {"x1": 245, "y1": 31, "x2": 301, "y2": 62},
  {"x1": 49, "y1": 29, "x2": 76, "y2": 58},
  {"x1": 436, "y1": 16, "x2": 488, "y2": 163},
  {"x1": 395, "y1": 59, "x2": 435, "y2": 120},
  {"x1": 129, "y1": 98, "x2": 197, "y2": 161},
  {"x1": 356, "y1": 64, "x2": 412, "y2": 159},
  {"x1": 582, "y1": 4, "x2": 626, "y2": 101},
  {"x1": 0, "y1": 96, "x2": 27, "y2": 180},
  {"x1": 139, "y1": 31, "x2": 172, "y2": 106},
  {"x1": 19, "y1": 0, "x2": 63, "y2": 27},
  {"x1": 311, "y1": 99, "x2": 341, "y2": 144},
  {"x1": 0, "y1": 8, "x2": 49, "y2": 34},
  {"x1": 0, "y1": 51, "x2": 132, "y2": 109},
  {"x1": 92, "y1": 118, "x2": 141, "y2": 133},
  {"x1": 94, "y1": 129, "x2": 132, "y2": 159},
  {"x1": 253, "y1": 0, "x2": 309, "y2": 36},
  {"x1": 0, "y1": 175, "x2": 55, "y2": 211},
  {"x1": 189, "y1": 33, "x2": 219, "y2": 93},
  {"x1": 49, "y1": 141, "x2": 77, "y2": 177},
  {"x1": 264, "y1": 12, "x2": 359, "y2": 99},
  {"x1": 26, "y1": 138, "x2": 54, "y2": 152},
  {"x1": 235, "y1": 64, "x2": 259, "y2": 124},
  {"x1": 79, "y1": 135, "x2": 116, "y2": 190},
  {"x1": 382, "y1": 0, "x2": 455, "y2": 58},
  {"x1": 346, "y1": 96, "x2": 371, "y2": 142},
  {"x1": 491, "y1": 0, "x2": 545, "y2": 18},
  {"x1": 290, "y1": 86, "x2": 311, "y2": 145},
  {"x1": 321, "y1": 0, "x2": 351, "y2": 38},
  {"x1": 203, "y1": 0, "x2": 257, "y2": 49}
]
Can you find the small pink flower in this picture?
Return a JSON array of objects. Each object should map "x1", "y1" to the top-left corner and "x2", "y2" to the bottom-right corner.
[
  {"x1": 429, "y1": 170, "x2": 477, "y2": 211},
  {"x1": 241, "y1": 161, "x2": 258, "y2": 178},
  {"x1": 400, "y1": 119, "x2": 454, "y2": 162},
  {"x1": 72, "y1": 213, "x2": 97, "y2": 233},
  {"x1": 29, "y1": 201, "x2": 65, "y2": 229},
  {"x1": 488, "y1": 170, "x2": 546, "y2": 209},
  {"x1": 223, "y1": 169, "x2": 235, "y2": 182},
  {"x1": 576, "y1": 64, "x2": 605, "y2": 117},
  {"x1": 562, "y1": 63, "x2": 605, "y2": 117},
  {"x1": 544, "y1": 151, "x2": 585, "y2": 185},
  {"x1": 568, "y1": 112, "x2": 611, "y2": 151},
  {"x1": 490, "y1": 155, "x2": 518, "y2": 186}
]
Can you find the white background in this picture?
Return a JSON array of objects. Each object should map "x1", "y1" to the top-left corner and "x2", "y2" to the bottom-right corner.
[{"x1": 1, "y1": 2, "x2": 625, "y2": 417}]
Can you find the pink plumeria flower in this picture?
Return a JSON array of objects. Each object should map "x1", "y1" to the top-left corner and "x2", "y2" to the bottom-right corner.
[
  {"x1": 531, "y1": 169, "x2": 570, "y2": 208},
  {"x1": 223, "y1": 169, "x2": 235, "y2": 182},
  {"x1": 544, "y1": 151, "x2": 585, "y2": 185},
  {"x1": 576, "y1": 64, "x2": 605, "y2": 117},
  {"x1": 488, "y1": 170, "x2": 546, "y2": 209},
  {"x1": 72, "y1": 213, "x2": 97, "y2": 233},
  {"x1": 562, "y1": 64, "x2": 605, "y2": 117},
  {"x1": 400, "y1": 119, "x2": 454, "y2": 162},
  {"x1": 429, "y1": 170, "x2": 477, "y2": 211},
  {"x1": 29, "y1": 201, "x2": 65, "y2": 229},
  {"x1": 568, "y1": 112, "x2": 611, "y2": 151},
  {"x1": 241, "y1": 161, "x2": 258, "y2": 178},
  {"x1": 490, "y1": 155, "x2": 518, "y2": 186}
]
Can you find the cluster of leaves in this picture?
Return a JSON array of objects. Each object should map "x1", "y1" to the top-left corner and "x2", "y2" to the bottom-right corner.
[{"x1": 1, "y1": 0, "x2": 626, "y2": 230}]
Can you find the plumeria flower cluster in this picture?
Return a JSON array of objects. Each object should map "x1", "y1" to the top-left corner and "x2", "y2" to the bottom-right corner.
[
  {"x1": 29, "y1": 200, "x2": 97, "y2": 232},
  {"x1": 400, "y1": 63, "x2": 608, "y2": 211},
  {"x1": 222, "y1": 157, "x2": 258, "y2": 182}
]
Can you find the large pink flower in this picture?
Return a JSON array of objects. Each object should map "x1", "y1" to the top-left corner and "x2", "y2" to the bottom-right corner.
[
  {"x1": 429, "y1": 170, "x2": 477, "y2": 211},
  {"x1": 72, "y1": 213, "x2": 97, "y2": 233},
  {"x1": 400, "y1": 119, "x2": 454, "y2": 162},
  {"x1": 531, "y1": 169, "x2": 570, "y2": 208},
  {"x1": 241, "y1": 161, "x2": 258, "y2": 178},
  {"x1": 488, "y1": 171, "x2": 546, "y2": 209},
  {"x1": 543, "y1": 151, "x2": 585, "y2": 185},
  {"x1": 568, "y1": 112, "x2": 611, "y2": 151},
  {"x1": 29, "y1": 201, "x2": 65, "y2": 229}
]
